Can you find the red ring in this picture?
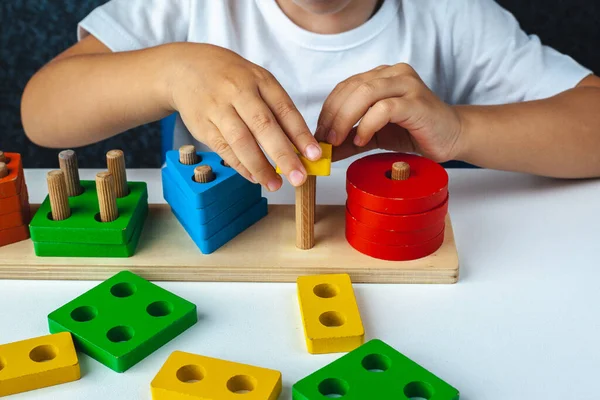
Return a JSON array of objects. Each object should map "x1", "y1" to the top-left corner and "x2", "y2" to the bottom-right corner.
[
  {"x1": 346, "y1": 207, "x2": 445, "y2": 246},
  {"x1": 346, "y1": 225, "x2": 445, "y2": 261},
  {"x1": 347, "y1": 196, "x2": 448, "y2": 232},
  {"x1": 346, "y1": 153, "x2": 448, "y2": 214}
]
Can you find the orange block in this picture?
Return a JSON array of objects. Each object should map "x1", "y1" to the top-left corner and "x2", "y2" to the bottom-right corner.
[
  {"x1": 0, "y1": 209, "x2": 30, "y2": 231},
  {"x1": 0, "y1": 177, "x2": 28, "y2": 216},
  {"x1": 0, "y1": 224, "x2": 30, "y2": 247},
  {"x1": 0, "y1": 153, "x2": 24, "y2": 199}
]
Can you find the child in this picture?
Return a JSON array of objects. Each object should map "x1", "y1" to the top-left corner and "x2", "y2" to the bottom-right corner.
[{"x1": 21, "y1": 0, "x2": 600, "y2": 193}]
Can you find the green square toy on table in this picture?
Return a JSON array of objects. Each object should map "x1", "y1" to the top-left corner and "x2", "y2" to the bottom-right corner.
[{"x1": 29, "y1": 149, "x2": 148, "y2": 258}]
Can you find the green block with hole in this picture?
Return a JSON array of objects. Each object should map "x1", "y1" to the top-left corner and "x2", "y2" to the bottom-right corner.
[
  {"x1": 32, "y1": 210, "x2": 147, "y2": 257},
  {"x1": 30, "y1": 180, "x2": 148, "y2": 245},
  {"x1": 47, "y1": 271, "x2": 198, "y2": 373},
  {"x1": 292, "y1": 339, "x2": 460, "y2": 400}
]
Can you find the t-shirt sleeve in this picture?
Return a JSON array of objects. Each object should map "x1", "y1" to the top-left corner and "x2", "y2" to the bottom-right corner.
[
  {"x1": 78, "y1": 0, "x2": 192, "y2": 52},
  {"x1": 443, "y1": 0, "x2": 593, "y2": 105}
]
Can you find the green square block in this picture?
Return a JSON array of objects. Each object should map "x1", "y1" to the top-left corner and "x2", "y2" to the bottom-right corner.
[
  {"x1": 293, "y1": 339, "x2": 460, "y2": 400},
  {"x1": 32, "y1": 206, "x2": 147, "y2": 257},
  {"x1": 30, "y1": 180, "x2": 148, "y2": 245},
  {"x1": 48, "y1": 271, "x2": 198, "y2": 372}
]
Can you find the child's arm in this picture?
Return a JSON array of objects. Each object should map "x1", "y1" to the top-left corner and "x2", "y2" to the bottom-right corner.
[
  {"x1": 22, "y1": 36, "x2": 320, "y2": 190},
  {"x1": 314, "y1": 64, "x2": 600, "y2": 178}
]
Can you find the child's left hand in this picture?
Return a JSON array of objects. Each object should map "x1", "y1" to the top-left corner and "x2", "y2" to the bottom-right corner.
[{"x1": 315, "y1": 63, "x2": 463, "y2": 162}]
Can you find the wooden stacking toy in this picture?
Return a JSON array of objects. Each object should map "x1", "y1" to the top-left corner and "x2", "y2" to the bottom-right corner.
[
  {"x1": 29, "y1": 149, "x2": 149, "y2": 257},
  {"x1": 0, "y1": 151, "x2": 31, "y2": 247},
  {"x1": 161, "y1": 145, "x2": 268, "y2": 254},
  {"x1": 345, "y1": 153, "x2": 449, "y2": 261}
]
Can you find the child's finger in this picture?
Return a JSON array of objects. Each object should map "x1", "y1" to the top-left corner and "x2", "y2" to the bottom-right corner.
[
  {"x1": 213, "y1": 106, "x2": 282, "y2": 192},
  {"x1": 355, "y1": 98, "x2": 415, "y2": 147},
  {"x1": 234, "y1": 94, "x2": 308, "y2": 188},
  {"x1": 201, "y1": 121, "x2": 253, "y2": 182},
  {"x1": 258, "y1": 78, "x2": 322, "y2": 162},
  {"x1": 327, "y1": 76, "x2": 415, "y2": 145}
]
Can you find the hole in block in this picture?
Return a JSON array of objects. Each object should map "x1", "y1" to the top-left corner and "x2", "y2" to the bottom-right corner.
[
  {"x1": 110, "y1": 282, "x2": 137, "y2": 298},
  {"x1": 46, "y1": 212, "x2": 71, "y2": 222},
  {"x1": 361, "y1": 354, "x2": 391, "y2": 373},
  {"x1": 313, "y1": 283, "x2": 340, "y2": 298},
  {"x1": 106, "y1": 326, "x2": 135, "y2": 343},
  {"x1": 29, "y1": 345, "x2": 58, "y2": 363},
  {"x1": 71, "y1": 306, "x2": 98, "y2": 322},
  {"x1": 93, "y1": 212, "x2": 121, "y2": 223},
  {"x1": 147, "y1": 301, "x2": 174, "y2": 317},
  {"x1": 220, "y1": 160, "x2": 231, "y2": 167},
  {"x1": 176, "y1": 364, "x2": 205, "y2": 383},
  {"x1": 227, "y1": 375, "x2": 257, "y2": 394},
  {"x1": 404, "y1": 381, "x2": 434, "y2": 399},
  {"x1": 319, "y1": 311, "x2": 346, "y2": 327},
  {"x1": 318, "y1": 378, "x2": 349, "y2": 398},
  {"x1": 0, "y1": 356, "x2": 5, "y2": 371}
]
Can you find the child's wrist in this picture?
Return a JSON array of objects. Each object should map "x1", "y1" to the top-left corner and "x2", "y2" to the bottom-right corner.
[{"x1": 451, "y1": 105, "x2": 474, "y2": 162}]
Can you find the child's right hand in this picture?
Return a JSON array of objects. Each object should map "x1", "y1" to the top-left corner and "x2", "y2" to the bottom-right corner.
[{"x1": 166, "y1": 43, "x2": 321, "y2": 191}]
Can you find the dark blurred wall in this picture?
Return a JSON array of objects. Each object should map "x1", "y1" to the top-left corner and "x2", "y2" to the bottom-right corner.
[{"x1": 0, "y1": 0, "x2": 598, "y2": 168}]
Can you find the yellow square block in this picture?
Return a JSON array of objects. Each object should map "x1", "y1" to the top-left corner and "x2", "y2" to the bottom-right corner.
[
  {"x1": 276, "y1": 142, "x2": 332, "y2": 176},
  {"x1": 151, "y1": 351, "x2": 282, "y2": 400},
  {"x1": 0, "y1": 332, "x2": 80, "y2": 397},
  {"x1": 297, "y1": 273, "x2": 365, "y2": 354}
]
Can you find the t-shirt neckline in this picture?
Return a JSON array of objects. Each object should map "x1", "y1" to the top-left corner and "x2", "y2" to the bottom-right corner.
[{"x1": 255, "y1": 0, "x2": 400, "y2": 51}]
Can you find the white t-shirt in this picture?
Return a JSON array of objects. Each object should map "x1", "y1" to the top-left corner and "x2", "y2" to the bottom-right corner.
[{"x1": 79, "y1": 0, "x2": 592, "y2": 159}]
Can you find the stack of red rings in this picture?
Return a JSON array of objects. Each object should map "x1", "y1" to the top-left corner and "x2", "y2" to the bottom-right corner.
[{"x1": 345, "y1": 153, "x2": 449, "y2": 261}]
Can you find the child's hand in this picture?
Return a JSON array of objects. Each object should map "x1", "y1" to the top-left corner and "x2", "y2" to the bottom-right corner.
[
  {"x1": 168, "y1": 44, "x2": 321, "y2": 191},
  {"x1": 314, "y1": 64, "x2": 463, "y2": 162}
]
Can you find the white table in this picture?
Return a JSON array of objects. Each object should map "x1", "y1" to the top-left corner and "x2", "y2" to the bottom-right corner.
[{"x1": 1, "y1": 168, "x2": 599, "y2": 399}]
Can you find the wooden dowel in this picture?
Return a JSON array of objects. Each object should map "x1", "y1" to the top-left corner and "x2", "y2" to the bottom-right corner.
[
  {"x1": 47, "y1": 170, "x2": 71, "y2": 221},
  {"x1": 106, "y1": 150, "x2": 128, "y2": 198},
  {"x1": 96, "y1": 172, "x2": 119, "y2": 223},
  {"x1": 0, "y1": 162, "x2": 8, "y2": 179},
  {"x1": 296, "y1": 175, "x2": 316, "y2": 250},
  {"x1": 391, "y1": 162, "x2": 410, "y2": 181},
  {"x1": 194, "y1": 165, "x2": 214, "y2": 183},
  {"x1": 59, "y1": 150, "x2": 82, "y2": 197},
  {"x1": 179, "y1": 145, "x2": 198, "y2": 165},
  {"x1": 0, "y1": 151, "x2": 5, "y2": 163}
]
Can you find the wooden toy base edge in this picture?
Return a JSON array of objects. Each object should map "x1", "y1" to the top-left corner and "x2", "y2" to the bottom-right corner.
[{"x1": 0, "y1": 204, "x2": 459, "y2": 284}]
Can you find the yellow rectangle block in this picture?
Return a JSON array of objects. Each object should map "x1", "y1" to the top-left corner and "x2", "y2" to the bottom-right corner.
[
  {"x1": 276, "y1": 142, "x2": 332, "y2": 176},
  {"x1": 0, "y1": 332, "x2": 80, "y2": 397},
  {"x1": 151, "y1": 351, "x2": 282, "y2": 400},
  {"x1": 297, "y1": 273, "x2": 365, "y2": 354}
]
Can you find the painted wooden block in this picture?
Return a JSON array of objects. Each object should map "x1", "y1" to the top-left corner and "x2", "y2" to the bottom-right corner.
[
  {"x1": 0, "y1": 224, "x2": 30, "y2": 247},
  {"x1": 171, "y1": 197, "x2": 268, "y2": 254},
  {"x1": 0, "y1": 208, "x2": 30, "y2": 231},
  {"x1": 165, "y1": 151, "x2": 251, "y2": 209},
  {"x1": 0, "y1": 332, "x2": 80, "y2": 397},
  {"x1": 0, "y1": 153, "x2": 24, "y2": 199},
  {"x1": 30, "y1": 180, "x2": 148, "y2": 245},
  {"x1": 297, "y1": 274, "x2": 364, "y2": 354},
  {"x1": 0, "y1": 181, "x2": 28, "y2": 216},
  {"x1": 345, "y1": 208, "x2": 445, "y2": 246},
  {"x1": 32, "y1": 210, "x2": 146, "y2": 257},
  {"x1": 292, "y1": 339, "x2": 460, "y2": 400},
  {"x1": 162, "y1": 166, "x2": 262, "y2": 227},
  {"x1": 346, "y1": 153, "x2": 448, "y2": 214},
  {"x1": 276, "y1": 142, "x2": 332, "y2": 176},
  {"x1": 47, "y1": 271, "x2": 197, "y2": 372},
  {"x1": 151, "y1": 350, "x2": 282, "y2": 400}
]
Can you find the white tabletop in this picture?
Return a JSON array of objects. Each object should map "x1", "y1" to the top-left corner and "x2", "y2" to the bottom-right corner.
[{"x1": 1, "y1": 168, "x2": 599, "y2": 399}]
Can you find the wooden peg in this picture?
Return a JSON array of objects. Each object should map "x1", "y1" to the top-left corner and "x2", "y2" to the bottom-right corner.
[
  {"x1": 96, "y1": 172, "x2": 119, "y2": 223},
  {"x1": 47, "y1": 170, "x2": 71, "y2": 221},
  {"x1": 194, "y1": 165, "x2": 214, "y2": 183},
  {"x1": 296, "y1": 175, "x2": 316, "y2": 250},
  {"x1": 391, "y1": 162, "x2": 410, "y2": 181},
  {"x1": 0, "y1": 151, "x2": 5, "y2": 163},
  {"x1": 0, "y1": 162, "x2": 8, "y2": 179},
  {"x1": 106, "y1": 150, "x2": 128, "y2": 198},
  {"x1": 179, "y1": 145, "x2": 198, "y2": 165},
  {"x1": 59, "y1": 150, "x2": 82, "y2": 197}
]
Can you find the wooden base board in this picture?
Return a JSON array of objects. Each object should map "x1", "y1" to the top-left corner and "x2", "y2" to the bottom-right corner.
[{"x1": 0, "y1": 205, "x2": 459, "y2": 284}]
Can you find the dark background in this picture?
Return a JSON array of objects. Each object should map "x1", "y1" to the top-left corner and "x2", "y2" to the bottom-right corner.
[{"x1": 1, "y1": 0, "x2": 598, "y2": 168}]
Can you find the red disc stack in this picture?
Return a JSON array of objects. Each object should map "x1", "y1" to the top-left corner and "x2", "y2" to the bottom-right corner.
[{"x1": 345, "y1": 153, "x2": 449, "y2": 261}]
